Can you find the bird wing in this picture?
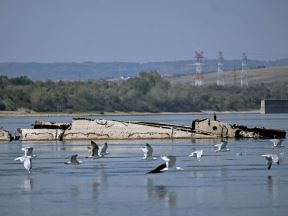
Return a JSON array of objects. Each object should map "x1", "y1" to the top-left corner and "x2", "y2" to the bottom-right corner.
[
  {"x1": 15, "y1": 156, "x2": 25, "y2": 162},
  {"x1": 91, "y1": 142, "x2": 99, "y2": 156},
  {"x1": 262, "y1": 154, "x2": 273, "y2": 169},
  {"x1": 70, "y1": 154, "x2": 78, "y2": 162},
  {"x1": 214, "y1": 143, "x2": 221, "y2": 150},
  {"x1": 100, "y1": 143, "x2": 108, "y2": 155},
  {"x1": 146, "y1": 163, "x2": 166, "y2": 174},
  {"x1": 21, "y1": 147, "x2": 29, "y2": 156},
  {"x1": 27, "y1": 147, "x2": 34, "y2": 156},
  {"x1": 189, "y1": 151, "x2": 197, "y2": 157},
  {"x1": 220, "y1": 142, "x2": 228, "y2": 149},
  {"x1": 146, "y1": 144, "x2": 153, "y2": 157},
  {"x1": 162, "y1": 156, "x2": 176, "y2": 168}
]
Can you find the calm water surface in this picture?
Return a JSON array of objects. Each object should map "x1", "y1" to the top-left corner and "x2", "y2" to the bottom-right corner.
[{"x1": 0, "y1": 113, "x2": 288, "y2": 216}]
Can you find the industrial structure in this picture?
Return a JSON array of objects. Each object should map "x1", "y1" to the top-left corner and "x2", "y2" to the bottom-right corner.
[
  {"x1": 217, "y1": 51, "x2": 225, "y2": 86},
  {"x1": 194, "y1": 51, "x2": 204, "y2": 86},
  {"x1": 260, "y1": 100, "x2": 288, "y2": 113},
  {"x1": 241, "y1": 52, "x2": 249, "y2": 87}
]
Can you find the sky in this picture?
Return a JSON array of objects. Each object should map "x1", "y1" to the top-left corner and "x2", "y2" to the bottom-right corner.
[{"x1": 0, "y1": 0, "x2": 288, "y2": 63}]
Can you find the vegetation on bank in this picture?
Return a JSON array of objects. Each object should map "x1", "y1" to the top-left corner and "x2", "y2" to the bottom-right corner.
[{"x1": 0, "y1": 72, "x2": 287, "y2": 113}]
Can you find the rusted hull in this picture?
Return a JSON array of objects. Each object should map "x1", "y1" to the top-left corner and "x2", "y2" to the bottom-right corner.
[{"x1": 192, "y1": 119, "x2": 286, "y2": 139}]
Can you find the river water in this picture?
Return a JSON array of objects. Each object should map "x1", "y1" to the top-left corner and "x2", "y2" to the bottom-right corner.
[{"x1": 0, "y1": 113, "x2": 288, "y2": 216}]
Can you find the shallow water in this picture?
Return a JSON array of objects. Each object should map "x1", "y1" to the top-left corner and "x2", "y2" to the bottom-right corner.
[{"x1": 0, "y1": 113, "x2": 288, "y2": 216}]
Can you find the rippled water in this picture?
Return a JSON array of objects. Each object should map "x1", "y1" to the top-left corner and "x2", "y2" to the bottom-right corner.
[{"x1": 0, "y1": 113, "x2": 288, "y2": 216}]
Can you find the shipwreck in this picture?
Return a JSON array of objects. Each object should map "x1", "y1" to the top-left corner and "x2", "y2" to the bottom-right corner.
[
  {"x1": 0, "y1": 128, "x2": 12, "y2": 141},
  {"x1": 15, "y1": 117, "x2": 286, "y2": 141}
]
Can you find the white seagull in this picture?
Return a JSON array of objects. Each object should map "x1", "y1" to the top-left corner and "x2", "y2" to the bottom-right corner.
[
  {"x1": 214, "y1": 141, "x2": 229, "y2": 152},
  {"x1": 141, "y1": 143, "x2": 156, "y2": 160},
  {"x1": 146, "y1": 155, "x2": 183, "y2": 174},
  {"x1": 65, "y1": 154, "x2": 82, "y2": 165},
  {"x1": 261, "y1": 154, "x2": 280, "y2": 170},
  {"x1": 189, "y1": 149, "x2": 203, "y2": 161},
  {"x1": 270, "y1": 139, "x2": 283, "y2": 148},
  {"x1": 15, "y1": 156, "x2": 32, "y2": 173}
]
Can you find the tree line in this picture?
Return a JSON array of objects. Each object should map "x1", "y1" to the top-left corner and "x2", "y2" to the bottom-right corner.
[{"x1": 0, "y1": 72, "x2": 287, "y2": 113}]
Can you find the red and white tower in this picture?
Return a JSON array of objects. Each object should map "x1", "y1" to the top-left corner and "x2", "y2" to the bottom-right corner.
[
  {"x1": 217, "y1": 51, "x2": 225, "y2": 86},
  {"x1": 241, "y1": 52, "x2": 248, "y2": 88},
  {"x1": 194, "y1": 51, "x2": 204, "y2": 86}
]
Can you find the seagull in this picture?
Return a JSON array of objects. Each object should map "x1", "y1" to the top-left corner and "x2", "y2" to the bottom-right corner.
[
  {"x1": 22, "y1": 147, "x2": 36, "y2": 158},
  {"x1": 65, "y1": 154, "x2": 82, "y2": 165},
  {"x1": 99, "y1": 142, "x2": 109, "y2": 157},
  {"x1": 146, "y1": 155, "x2": 183, "y2": 174},
  {"x1": 15, "y1": 156, "x2": 32, "y2": 173},
  {"x1": 189, "y1": 149, "x2": 203, "y2": 161},
  {"x1": 270, "y1": 139, "x2": 283, "y2": 148},
  {"x1": 87, "y1": 140, "x2": 100, "y2": 159},
  {"x1": 261, "y1": 154, "x2": 280, "y2": 170},
  {"x1": 141, "y1": 143, "x2": 157, "y2": 160},
  {"x1": 214, "y1": 141, "x2": 229, "y2": 152}
]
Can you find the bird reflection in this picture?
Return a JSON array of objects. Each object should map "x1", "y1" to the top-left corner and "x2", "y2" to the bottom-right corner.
[
  {"x1": 144, "y1": 178, "x2": 177, "y2": 207},
  {"x1": 191, "y1": 170, "x2": 204, "y2": 178},
  {"x1": 91, "y1": 164, "x2": 108, "y2": 200},
  {"x1": 71, "y1": 185, "x2": 80, "y2": 197},
  {"x1": 266, "y1": 175, "x2": 280, "y2": 202},
  {"x1": 267, "y1": 176, "x2": 273, "y2": 193},
  {"x1": 20, "y1": 176, "x2": 33, "y2": 192},
  {"x1": 91, "y1": 182, "x2": 100, "y2": 200},
  {"x1": 218, "y1": 167, "x2": 227, "y2": 177}
]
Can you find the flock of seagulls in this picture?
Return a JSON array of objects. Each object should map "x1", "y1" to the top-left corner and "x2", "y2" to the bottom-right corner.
[
  {"x1": 260, "y1": 138, "x2": 284, "y2": 170},
  {"x1": 14, "y1": 138, "x2": 285, "y2": 174}
]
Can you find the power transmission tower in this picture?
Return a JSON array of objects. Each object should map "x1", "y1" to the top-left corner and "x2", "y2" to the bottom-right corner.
[
  {"x1": 217, "y1": 51, "x2": 225, "y2": 86},
  {"x1": 194, "y1": 51, "x2": 204, "y2": 86},
  {"x1": 241, "y1": 53, "x2": 248, "y2": 88}
]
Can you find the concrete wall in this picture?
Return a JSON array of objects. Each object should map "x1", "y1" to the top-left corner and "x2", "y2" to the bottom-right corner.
[{"x1": 260, "y1": 100, "x2": 288, "y2": 113}]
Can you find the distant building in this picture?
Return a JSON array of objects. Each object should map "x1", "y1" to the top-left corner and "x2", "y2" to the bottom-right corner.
[
  {"x1": 260, "y1": 100, "x2": 288, "y2": 113},
  {"x1": 106, "y1": 76, "x2": 131, "y2": 84}
]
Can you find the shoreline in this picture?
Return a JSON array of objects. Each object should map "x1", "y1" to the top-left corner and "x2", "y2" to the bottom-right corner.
[{"x1": 0, "y1": 110, "x2": 260, "y2": 117}]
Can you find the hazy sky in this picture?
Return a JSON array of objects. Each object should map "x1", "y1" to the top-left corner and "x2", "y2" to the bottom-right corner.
[{"x1": 0, "y1": 0, "x2": 288, "y2": 62}]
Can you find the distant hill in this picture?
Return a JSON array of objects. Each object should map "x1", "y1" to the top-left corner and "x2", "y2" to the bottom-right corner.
[
  {"x1": 0, "y1": 58, "x2": 288, "y2": 81},
  {"x1": 168, "y1": 65, "x2": 288, "y2": 86}
]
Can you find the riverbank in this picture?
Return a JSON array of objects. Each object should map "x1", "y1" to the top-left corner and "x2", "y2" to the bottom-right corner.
[{"x1": 0, "y1": 110, "x2": 260, "y2": 117}]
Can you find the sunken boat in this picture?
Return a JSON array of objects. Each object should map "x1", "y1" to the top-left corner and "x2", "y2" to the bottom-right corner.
[
  {"x1": 17, "y1": 117, "x2": 286, "y2": 141},
  {"x1": 0, "y1": 128, "x2": 12, "y2": 141}
]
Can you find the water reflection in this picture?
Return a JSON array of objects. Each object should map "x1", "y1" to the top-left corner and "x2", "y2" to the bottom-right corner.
[
  {"x1": 191, "y1": 170, "x2": 204, "y2": 178},
  {"x1": 145, "y1": 178, "x2": 177, "y2": 207},
  {"x1": 266, "y1": 175, "x2": 279, "y2": 203},
  {"x1": 218, "y1": 167, "x2": 228, "y2": 177},
  {"x1": 92, "y1": 164, "x2": 108, "y2": 200},
  {"x1": 71, "y1": 185, "x2": 80, "y2": 197},
  {"x1": 20, "y1": 176, "x2": 33, "y2": 192},
  {"x1": 91, "y1": 182, "x2": 100, "y2": 200}
]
